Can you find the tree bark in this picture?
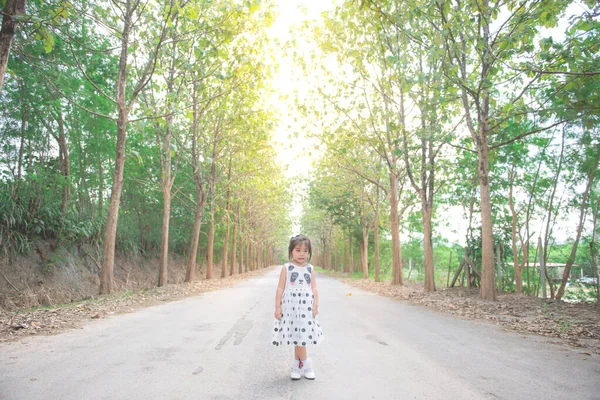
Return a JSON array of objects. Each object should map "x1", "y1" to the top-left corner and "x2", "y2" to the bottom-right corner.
[
  {"x1": 343, "y1": 237, "x2": 347, "y2": 273},
  {"x1": 476, "y1": 123, "x2": 495, "y2": 300},
  {"x1": 100, "y1": 1, "x2": 135, "y2": 294},
  {"x1": 221, "y1": 207, "x2": 230, "y2": 278},
  {"x1": 158, "y1": 20, "x2": 179, "y2": 287},
  {"x1": 239, "y1": 236, "x2": 244, "y2": 274},
  {"x1": 205, "y1": 139, "x2": 218, "y2": 280},
  {"x1": 158, "y1": 187, "x2": 171, "y2": 286},
  {"x1": 361, "y1": 224, "x2": 369, "y2": 279},
  {"x1": 55, "y1": 110, "x2": 70, "y2": 215},
  {"x1": 348, "y1": 233, "x2": 354, "y2": 274},
  {"x1": 333, "y1": 237, "x2": 338, "y2": 272},
  {"x1": 374, "y1": 186, "x2": 380, "y2": 282},
  {"x1": 245, "y1": 239, "x2": 250, "y2": 272},
  {"x1": 17, "y1": 99, "x2": 27, "y2": 180},
  {"x1": 422, "y1": 206, "x2": 435, "y2": 291},
  {"x1": 206, "y1": 205, "x2": 215, "y2": 279},
  {"x1": 230, "y1": 205, "x2": 238, "y2": 276},
  {"x1": 100, "y1": 109, "x2": 127, "y2": 294},
  {"x1": 0, "y1": 0, "x2": 26, "y2": 92},
  {"x1": 185, "y1": 197, "x2": 204, "y2": 282},
  {"x1": 185, "y1": 81, "x2": 208, "y2": 282},
  {"x1": 402, "y1": 60, "x2": 437, "y2": 292},
  {"x1": 389, "y1": 169, "x2": 403, "y2": 285},
  {"x1": 97, "y1": 157, "x2": 104, "y2": 221}
]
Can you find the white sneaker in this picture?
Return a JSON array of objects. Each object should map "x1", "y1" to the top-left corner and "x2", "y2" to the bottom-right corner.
[
  {"x1": 302, "y1": 358, "x2": 315, "y2": 380},
  {"x1": 290, "y1": 359, "x2": 302, "y2": 380}
]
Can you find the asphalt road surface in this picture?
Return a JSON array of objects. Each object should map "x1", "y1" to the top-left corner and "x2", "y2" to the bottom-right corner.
[{"x1": 1, "y1": 267, "x2": 599, "y2": 400}]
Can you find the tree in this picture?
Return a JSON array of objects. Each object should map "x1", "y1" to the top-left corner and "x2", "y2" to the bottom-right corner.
[
  {"x1": 99, "y1": 0, "x2": 175, "y2": 294},
  {"x1": 0, "y1": 0, "x2": 26, "y2": 92}
]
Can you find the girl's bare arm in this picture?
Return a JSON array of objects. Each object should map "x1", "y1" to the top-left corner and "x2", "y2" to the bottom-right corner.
[{"x1": 311, "y1": 270, "x2": 319, "y2": 317}]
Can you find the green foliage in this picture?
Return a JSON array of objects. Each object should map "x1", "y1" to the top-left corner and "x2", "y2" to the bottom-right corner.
[{"x1": 0, "y1": 0, "x2": 288, "y2": 272}]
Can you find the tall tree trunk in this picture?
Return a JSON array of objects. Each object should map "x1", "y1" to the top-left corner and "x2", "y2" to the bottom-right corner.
[
  {"x1": 402, "y1": 66, "x2": 437, "y2": 292},
  {"x1": 206, "y1": 205, "x2": 215, "y2": 279},
  {"x1": 55, "y1": 110, "x2": 70, "y2": 215},
  {"x1": 0, "y1": 0, "x2": 26, "y2": 92},
  {"x1": 185, "y1": 85, "x2": 207, "y2": 282},
  {"x1": 422, "y1": 206, "x2": 435, "y2": 291},
  {"x1": 342, "y1": 237, "x2": 347, "y2": 272},
  {"x1": 100, "y1": 2, "x2": 134, "y2": 294},
  {"x1": 158, "y1": 188, "x2": 171, "y2": 286},
  {"x1": 556, "y1": 147, "x2": 600, "y2": 300},
  {"x1": 449, "y1": 0, "x2": 494, "y2": 300},
  {"x1": 374, "y1": 186, "x2": 380, "y2": 282},
  {"x1": 477, "y1": 134, "x2": 495, "y2": 300},
  {"x1": 205, "y1": 139, "x2": 218, "y2": 280},
  {"x1": 589, "y1": 196, "x2": 600, "y2": 303},
  {"x1": 17, "y1": 100, "x2": 27, "y2": 180},
  {"x1": 333, "y1": 237, "x2": 338, "y2": 272},
  {"x1": 253, "y1": 242, "x2": 256, "y2": 270},
  {"x1": 245, "y1": 239, "x2": 250, "y2": 272},
  {"x1": 230, "y1": 205, "x2": 238, "y2": 276},
  {"x1": 100, "y1": 109, "x2": 128, "y2": 294},
  {"x1": 361, "y1": 224, "x2": 369, "y2": 279},
  {"x1": 239, "y1": 236, "x2": 244, "y2": 274},
  {"x1": 221, "y1": 205, "x2": 230, "y2": 278},
  {"x1": 327, "y1": 238, "x2": 330, "y2": 269},
  {"x1": 185, "y1": 199, "x2": 204, "y2": 282},
  {"x1": 390, "y1": 169, "x2": 403, "y2": 285},
  {"x1": 476, "y1": 14, "x2": 495, "y2": 299},
  {"x1": 348, "y1": 233, "x2": 354, "y2": 274},
  {"x1": 97, "y1": 157, "x2": 104, "y2": 220},
  {"x1": 257, "y1": 241, "x2": 260, "y2": 269},
  {"x1": 158, "y1": 22, "x2": 179, "y2": 287}
]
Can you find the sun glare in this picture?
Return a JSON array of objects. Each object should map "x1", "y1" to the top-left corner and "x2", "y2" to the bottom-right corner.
[{"x1": 267, "y1": 1, "x2": 335, "y2": 181}]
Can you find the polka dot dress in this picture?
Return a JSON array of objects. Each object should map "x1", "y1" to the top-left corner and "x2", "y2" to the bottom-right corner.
[{"x1": 272, "y1": 263, "x2": 323, "y2": 347}]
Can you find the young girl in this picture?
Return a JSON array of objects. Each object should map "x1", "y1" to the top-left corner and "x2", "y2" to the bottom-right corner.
[{"x1": 272, "y1": 234, "x2": 323, "y2": 380}]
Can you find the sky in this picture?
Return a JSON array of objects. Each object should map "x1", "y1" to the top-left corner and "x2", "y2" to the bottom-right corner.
[
  {"x1": 267, "y1": 1, "x2": 335, "y2": 179},
  {"x1": 265, "y1": 0, "x2": 336, "y2": 231}
]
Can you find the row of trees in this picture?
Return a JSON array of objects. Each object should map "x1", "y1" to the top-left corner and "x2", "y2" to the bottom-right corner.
[
  {"x1": 0, "y1": 1, "x2": 291, "y2": 294},
  {"x1": 296, "y1": 0, "x2": 600, "y2": 301}
]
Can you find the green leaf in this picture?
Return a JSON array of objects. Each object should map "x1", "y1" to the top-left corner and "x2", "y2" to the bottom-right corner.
[{"x1": 43, "y1": 33, "x2": 55, "y2": 53}]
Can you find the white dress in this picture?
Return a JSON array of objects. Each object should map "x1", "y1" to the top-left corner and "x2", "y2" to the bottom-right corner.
[{"x1": 272, "y1": 262, "x2": 324, "y2": 347}]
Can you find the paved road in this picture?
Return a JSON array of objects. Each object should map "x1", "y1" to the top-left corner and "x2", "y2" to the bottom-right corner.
[{"x1": 1, "y1": 268, "x2": 599, "y2": 400}]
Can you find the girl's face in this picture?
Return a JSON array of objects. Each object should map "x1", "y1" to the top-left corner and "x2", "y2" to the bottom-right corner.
[{"x1": 291, "y1": 243, "x2": 309, "y2": 265}]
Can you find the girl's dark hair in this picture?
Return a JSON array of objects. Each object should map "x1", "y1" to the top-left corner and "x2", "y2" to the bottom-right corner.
[{"x1": 288, "y1": 234, "x2": 312, "y2": 261}]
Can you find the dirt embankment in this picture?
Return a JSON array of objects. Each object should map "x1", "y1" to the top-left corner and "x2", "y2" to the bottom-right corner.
[
  {"x1": 0, "y1": 242, "x2": 199, "y2": 311},
  {"x1": 0, "y1": 242, "x2": 271, "y2": 342},
  {"x1": 336, "y1": 275, "x2": 600, "y2": 355},
  {"x1": 0, "y1": 268, "x2": 270, "y2": 343}
]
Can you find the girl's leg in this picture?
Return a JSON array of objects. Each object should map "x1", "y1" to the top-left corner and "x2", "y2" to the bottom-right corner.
[
  {"x1": 295, "y1": 346, "x2": 315, "y2": 379},
  {"x1": 296, "y1": 346, "x2": 307, "y2": 361}
]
